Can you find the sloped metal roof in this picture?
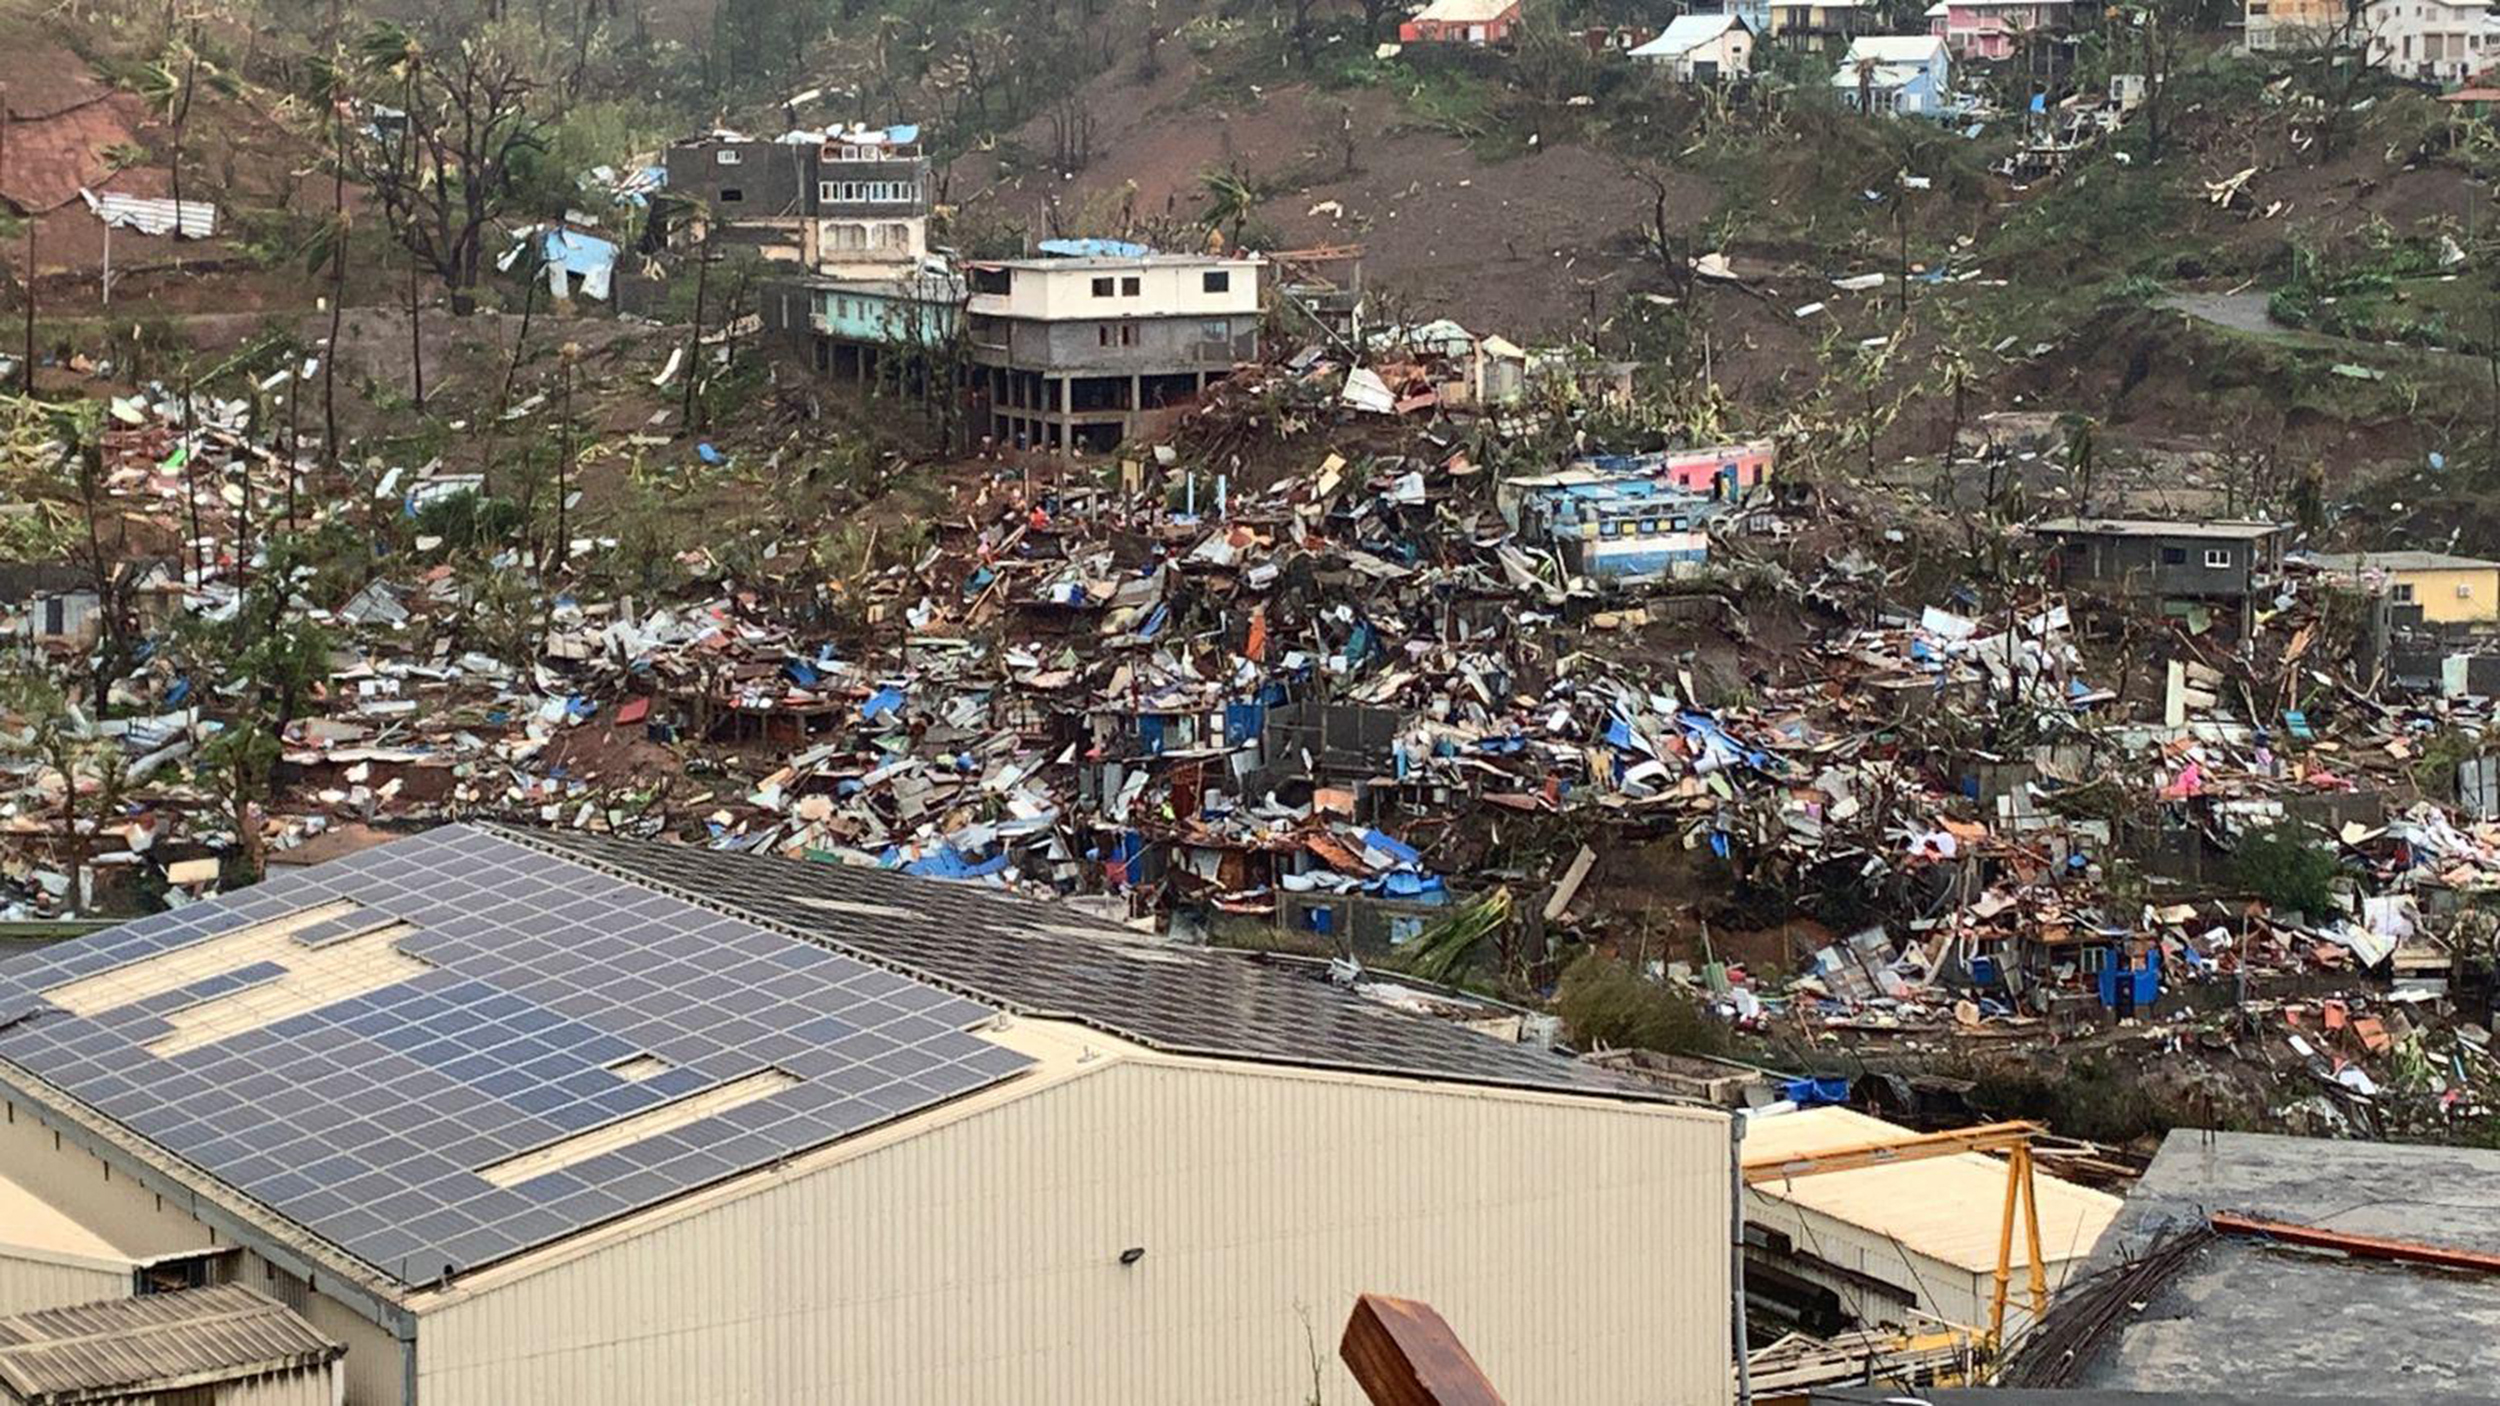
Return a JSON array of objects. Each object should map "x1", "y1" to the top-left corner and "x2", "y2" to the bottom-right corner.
[
  {"x1": 0, "y1": 1284, "x2": 340, "y2": 1403},
  {"x1": 502, "y1": 825, "x2": 1653, "y2": 1100}
]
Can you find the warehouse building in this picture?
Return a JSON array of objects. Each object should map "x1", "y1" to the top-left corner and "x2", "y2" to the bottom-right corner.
[
  {"x1": 0, "y1": 824, "x2": 1730, "y2": 1405},
  {"x1": 1741, "y1": 1106, "x2": 2120, "y2": 1337}
]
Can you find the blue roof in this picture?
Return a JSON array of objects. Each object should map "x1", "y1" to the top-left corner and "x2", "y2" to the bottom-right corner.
[{"x1": 0, "y1": 825, "x2": 1028, "y2": 1283}]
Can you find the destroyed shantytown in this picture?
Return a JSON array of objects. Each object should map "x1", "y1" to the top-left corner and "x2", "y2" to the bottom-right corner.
[{"x1": 5, "y1": 1, "x2": 2500, "y2": 1404}]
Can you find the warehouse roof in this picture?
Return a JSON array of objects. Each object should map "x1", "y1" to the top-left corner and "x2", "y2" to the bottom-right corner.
[
  {"x1": 0, "y1": 1284, "x2": 340, "y2": 1403},
  {"x1": 2067, "y1": 1130, "x2": 2500, "y2": 1396},
  {"x1": 0, "y1": 824, "x2": 1646, "y2": 1294},
  {"x1": 501, "y1": 824, "x2": 1643, "y2": 1098},
  {"x1": 1741, "y1": 1107, "x2": 2122, "y2": 1274},
  {"x1": 0, "y1": 825, "x2": 1030, "y2": 1284}
]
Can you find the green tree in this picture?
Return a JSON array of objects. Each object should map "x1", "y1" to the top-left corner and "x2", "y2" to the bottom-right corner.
[
  {"x1": 167, "y1": 538, "x2": 339, "y2": 883},
  {"x1": 0, "y1": 663, "x2": 128, "y2": 911}
]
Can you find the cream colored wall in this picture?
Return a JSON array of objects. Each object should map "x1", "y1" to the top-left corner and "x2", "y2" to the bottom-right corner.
[
  {"x1": 0, "y1": 1247, "x2": 125, "y2": 1316},
  {"x1": 204, "y1": 1364, "x2": 341, "y2": 1406},
  {"x1": 416, "y1": 1053, "x2": 1730, "y2": 1406},
  {"x1": 0, "y1": 1100, "x2": 219, "y2": 1260},
  {"x1": 232, "y1": 1249, "x2": 405, "y2": 1406},
  {"x1": 973, "y1": 260, "x2": 1263, "y2": 321},
  {"x1": 1744, "y1": 1192, "x2": 2081, "y2": 1338},
  {"x1": 2397, "y1": 567, "x2": 2500, "y2": 624},
  {"x1": 0, "y1": 1105, "x2": 403, "y2": 1405}
]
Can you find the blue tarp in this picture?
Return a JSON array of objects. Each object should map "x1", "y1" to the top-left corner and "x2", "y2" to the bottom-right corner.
[
  {"x1": 898, "y1": 845, "x2": 1009, "y2": 881},
  {"x1": 1781, "y1": 1077, "x2": 1850, "y2": 1107},
  {"x1": 861, "y1": 687, "x2": 906, "y2": 722},
  {"x1": 1360, "y1": 829, "x2": 1423, "y2": 867},
  {"x1": 1038, "y1": 236, "x2": 1154, "y2": 259},
  {"x1": 1377, "y1": 872, "x2": 1448, "y2": 904},
  {"x1": 1223, "y1": 702, "x2": 1266, "y2": 747}
]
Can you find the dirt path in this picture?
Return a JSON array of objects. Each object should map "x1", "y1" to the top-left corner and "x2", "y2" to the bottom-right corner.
[{"x1": 2160, "y1": 288, "x2": 2485, "y2": 373}]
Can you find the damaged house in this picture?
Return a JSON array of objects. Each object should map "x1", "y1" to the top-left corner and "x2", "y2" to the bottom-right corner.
[{"x1": 965, "y1": 242, "x2": 1263, "y2": 454}]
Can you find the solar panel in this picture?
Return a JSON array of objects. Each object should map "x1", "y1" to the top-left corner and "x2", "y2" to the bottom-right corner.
[
  {"x1": 0, "y1": 826, "x2": 1032, "y2": 1285},
  {"x1": 512, "y1": 826, "x2": 1647, "y2": 1099}
]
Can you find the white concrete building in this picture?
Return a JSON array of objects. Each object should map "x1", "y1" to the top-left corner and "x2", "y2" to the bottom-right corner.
[
  {"x1": 2361, "y1": 0, "x2": 2500, "y2": 82},
  {"x1": 0, "y1": 824, "x2": 1733, "y2": 1405},
  {"x1": 966, "y1": 247, "x2": 1266, "y2": 452}
]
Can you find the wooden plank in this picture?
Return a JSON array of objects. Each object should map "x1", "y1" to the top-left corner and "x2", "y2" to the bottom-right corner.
[
  {"x1": 2210, "y1": 1212, "x2": 2500, "y2": 1275},
  {"x1": 1340, "y1": 1293, "x2": 1507, "y2": 1406}
]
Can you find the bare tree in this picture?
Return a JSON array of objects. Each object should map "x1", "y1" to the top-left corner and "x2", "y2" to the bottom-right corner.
[
  {"x1": 1047, "y1": 93, "x2": 1095, "y2": 172},
  {"x1": 357, "y1": 34, "x2": 548, "y2": 314}
]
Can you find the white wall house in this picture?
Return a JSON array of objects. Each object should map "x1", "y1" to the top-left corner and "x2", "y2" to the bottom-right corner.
[
  {"x1": 2362, "y1": 0, "x2": 2500, "y2": 81},
  {"x1": 1630, "y1": 14, "x2": 1756, "y2": 80}
]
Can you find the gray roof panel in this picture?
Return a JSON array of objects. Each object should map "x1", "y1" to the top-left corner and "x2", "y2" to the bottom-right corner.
[
  {"x1": 499, "y1": 824, "x2": 1644, "y2": 1099},
  {"x1": 0, "y1": 825, "x2": 1029, "y2": 1285}
]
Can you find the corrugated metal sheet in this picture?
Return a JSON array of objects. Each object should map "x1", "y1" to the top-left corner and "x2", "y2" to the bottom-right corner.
[
  {"x1": 415, "y1": 1046, "x2": 1730, "y2": 1406},
  {"x1": 79, "y1": 188, "x2": 218, "y2": 239},
  {"x1": 1742, "y1": 1108, "x2": 2120, "y2": 1274},
  {"x1": 0, "y1": 1251, "x2": 123, "y2": 1320},
  {"x1": 0, "y1": 1283, "x2": 341, "y2": 1401}
]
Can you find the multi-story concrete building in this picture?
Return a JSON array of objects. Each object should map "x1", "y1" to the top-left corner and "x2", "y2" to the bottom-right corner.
[{"x1": 965, "y1": 245, "x2": 1263, "y2": 453}]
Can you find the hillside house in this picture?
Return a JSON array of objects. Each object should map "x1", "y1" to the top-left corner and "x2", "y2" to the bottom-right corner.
[
  {"x1": 965, "y1": 244, "x2": 1263, "y2": 454},
  {"x1": 1399, "y1": 0, "x2": 1523, "y2": 43},
  {"x1": 1765, "y1": 0, "x2": 1877, "y2": 39},
  {"x1": 2034, "y1": 517, "x2": 2287, "y2": 609},
  {"x1": 2362, "y1": 0, "x2": 2500, "y2": 82},
  {"x1": 660, "y1": 132, "x2": 816, "y2": 263},
  {"x1": 2295, "y1": 550, "x2": 2500, "y2": 628},
  {"x1": 2243, "y1": 0, "x2": 2343, "y2": 49},
  {"x1": 662, "y1": 124, "x2": 931, "y2": 275},
  {"x1": 1630, "y1": 14, "x2": 1756, "y2": 78},
  {"x1": 1833, "y1": 34, "x2": 1955, "y2": 113},
  {"x1": 1925, "y1": 0, "x2": 2072, "y2": 57}
]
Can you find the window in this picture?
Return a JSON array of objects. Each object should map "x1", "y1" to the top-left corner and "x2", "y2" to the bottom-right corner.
[
  {"x1": 1097, "y1": 325, "x2": 1113, "y2": 347},
  {"x1": 714, "y1": 148, "x2": 742, "y2": 165},
  {"x1": 1091, "y1": 277, "x2": 1116, "y2": 297},
  {"x1": 2460, "y1": 582, "x2": 2477, "y2": 599},
  {"x1": 1201, "y1": 318, "x2": 1232, "y2": 341},
  {"x1": 2202, "y1": 548, "x2": 2233, "y2": 569},
  {"x1": 1121, "y1": 276, "x2": 1142, "y2": 296},
  {"x1": 971, "y1": 267, "x2": 1012, "y2": 295},
  {"x1": 1203, "y1": 270, "x2": 1231, "y2": 293},
  {"x1": 719, "y1": 187, "x2": 743, "y2": 203},
  {"x1": 2392, "y1": 582, "x2": 2417, "y2": 602},
  {"x1": 2159, "y1": 546, "x2": 2188, "y2": 565}
]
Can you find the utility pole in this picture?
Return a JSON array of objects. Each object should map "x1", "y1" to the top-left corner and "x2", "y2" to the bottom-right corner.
[
  {"x1": 21, "y1": 221, "x2": 35, "y2": 398},
  {"x1": 681, "y1": 225, "x2": 711, "y2": 432},
  {"x1": 557, "y1": 341, "x2": 580, "y2": 574},
  {"x1": 407, "y1": 241, "x2": 425, "y2": 411}
]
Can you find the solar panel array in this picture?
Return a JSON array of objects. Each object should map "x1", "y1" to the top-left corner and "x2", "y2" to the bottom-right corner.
[
  {"x1": 511, "y1": 826, "x2": 1646, "y2": 1098},
  {"x1": 0, "y1": 826, "x2": 1029, "y2": 1284}
]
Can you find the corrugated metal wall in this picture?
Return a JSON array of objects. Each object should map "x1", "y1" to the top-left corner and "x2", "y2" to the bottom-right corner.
[
  {"x1": 208, "y1": 1363, "x2": 341, "y2": 1406},
  {"x1": 418, "y1": 1057, "x2": 1730, "y2": 1405},
  {"x1": 0, "y1": 1248, "x2": 124, "y2": 1316}
]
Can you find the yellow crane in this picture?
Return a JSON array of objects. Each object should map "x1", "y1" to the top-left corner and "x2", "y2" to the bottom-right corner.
[{"x1": 1741, "y1": 1119, "x2": 2049, "y2": 1350}]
